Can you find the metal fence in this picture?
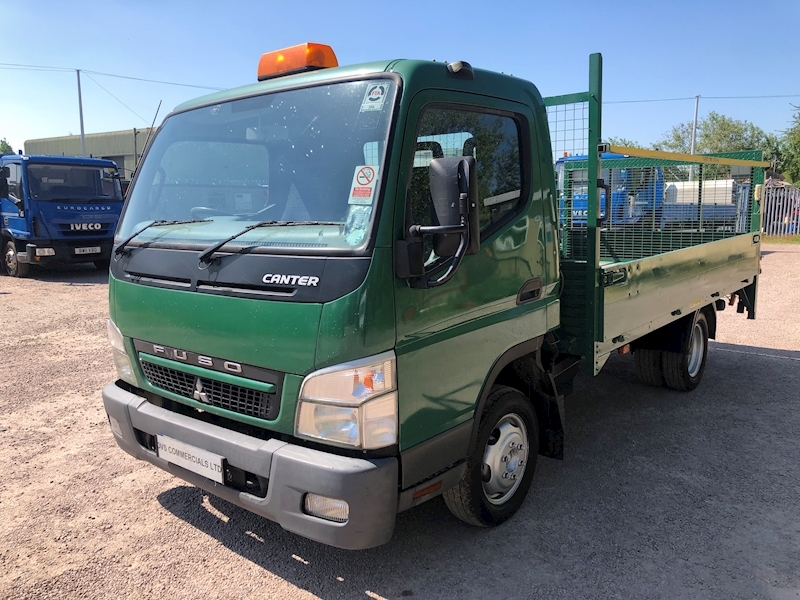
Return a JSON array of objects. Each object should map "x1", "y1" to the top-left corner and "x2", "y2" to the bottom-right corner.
[
  {"x1": 547, "y1": 101, "x2": 589, "y2": 165},
  {"x1": 552, "y1": 150, "x2": 765, "y2": 262},
  {"x1": 762, "y1": 183, "x2": 800, "y2": 236}
]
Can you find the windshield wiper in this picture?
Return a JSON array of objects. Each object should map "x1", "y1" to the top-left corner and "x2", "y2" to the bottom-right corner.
[
  {"x1": 114, "y1": 219, "x2": 209, "y2": 257},
  {"x1": 198, "y1": 220, "x2": 342, "y2": 266}
]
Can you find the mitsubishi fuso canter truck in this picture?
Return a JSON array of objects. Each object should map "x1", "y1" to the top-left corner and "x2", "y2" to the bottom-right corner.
[{"x1": 102, "y1": 44, "x2": 764, "y2": 549}]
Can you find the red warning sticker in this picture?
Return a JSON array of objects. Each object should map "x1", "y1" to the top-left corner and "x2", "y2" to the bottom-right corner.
[{"x1": 348, "y1": 166, "x2": 378, "y2": 205}]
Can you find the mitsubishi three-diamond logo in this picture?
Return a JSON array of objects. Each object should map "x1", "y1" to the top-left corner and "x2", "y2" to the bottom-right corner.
[{"x1": 193, "y1": 378, "x2": 209, "y2": 403}]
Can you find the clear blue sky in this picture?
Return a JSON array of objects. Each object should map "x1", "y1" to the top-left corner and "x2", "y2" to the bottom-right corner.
[{"x1": 2, "y1": 0, "x2": 799, "y2": 153}]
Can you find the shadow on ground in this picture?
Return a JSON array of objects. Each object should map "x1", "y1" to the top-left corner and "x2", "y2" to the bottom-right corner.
[
  {"x1": 1, "y1": 262, "x2": 107, "y2": 284},
  {"x1": 157, "y1": 341, "x2": 800, "y2": 599}
]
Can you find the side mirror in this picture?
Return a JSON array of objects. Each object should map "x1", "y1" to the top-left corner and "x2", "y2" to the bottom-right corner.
[
  {"x1": 1, "y1": 166, "x2": 9, "y2": 178},
  {"x1": 395, "y1": 156, "x2": 479, "y2": 288},
  {"x1": 0, "y1": 177, "x2": 8, "y2": 199},
  {"x1": 429, "y1": 156, "x2": 479, "y2": 257}
]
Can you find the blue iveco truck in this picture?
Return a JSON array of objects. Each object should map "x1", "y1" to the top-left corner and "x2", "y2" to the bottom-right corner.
[
  {"x1": 557, "y1": 152, "x2": 749, "y2": 230},
  {"x1": 1, "y1": 154, "x2": 124, "y2": 276}
]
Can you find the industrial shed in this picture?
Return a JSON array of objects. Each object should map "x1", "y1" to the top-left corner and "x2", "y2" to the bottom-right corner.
[{"x1": 24, "y1": 128, "x2": 155, "y2": 179}]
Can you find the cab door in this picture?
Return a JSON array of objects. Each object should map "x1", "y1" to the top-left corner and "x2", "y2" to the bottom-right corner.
[
  {"x1": 1, "y1": 162, "x2": 29, "y2": 238},
  {"x1": 393, "y1": 90, "x2": 552, "y2": 456}
]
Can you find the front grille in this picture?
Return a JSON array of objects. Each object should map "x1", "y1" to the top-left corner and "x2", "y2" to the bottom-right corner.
[
  {"x1": 140, "y1": 360, "x2": 275, "y2": 420},
  {"x1": 58, "y1": 223, "x2": 112, "y2": 236}
]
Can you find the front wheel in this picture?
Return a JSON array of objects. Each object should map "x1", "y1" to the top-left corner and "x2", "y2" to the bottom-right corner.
[
  {"x1": 443, "y1": 385, "x2": 538, "y2": 527},
  {"x1": 662, "y1": 312, "x2": 709, "y2": 391},
  {"x1": 4, "y1": 241, "x2": 29, "y2": 277}
]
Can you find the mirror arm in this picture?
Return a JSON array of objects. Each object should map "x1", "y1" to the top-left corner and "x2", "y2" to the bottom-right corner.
[
  {"x1": 408, "y1": 223, "x2": 467, "y2": 236},
  {"x1": 410, "y1": 216, "x2": 469, "y2": 289}
]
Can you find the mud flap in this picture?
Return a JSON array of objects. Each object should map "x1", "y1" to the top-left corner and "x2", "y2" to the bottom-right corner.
[
  {"x1": 541, "y1": 372, "x2": 565, "y2": 460},
  {"x1": 736, "y1": 277, "x2": 757, "y2": 319}
]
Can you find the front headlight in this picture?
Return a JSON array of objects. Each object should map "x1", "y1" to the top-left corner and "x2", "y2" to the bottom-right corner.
[
  {"x1": 106, "y1": 319, "x2": 138, "y2": 387},
  {"x1": 296, "y1": 352, "x2": 397, "y2": 450}
]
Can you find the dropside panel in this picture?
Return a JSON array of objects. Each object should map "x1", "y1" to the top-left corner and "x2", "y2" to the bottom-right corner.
[{"x1": 595, "y1": 234, "x2": 759, "y2": 370}]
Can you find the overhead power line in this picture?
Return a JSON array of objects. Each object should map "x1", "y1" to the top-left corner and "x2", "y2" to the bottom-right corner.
[
  {"x1": 607, "y1": 94, "x2": 800, "y2": 104},
  {"x1": 606, "y1": 97, "x2": 695, "y2": 104},
  {"x1": 0, "y1": 62, "x2": 224, "y2": 91},
  {"x1": 82, "y1": 72, "x2": 150, "y2": 125},
  {"x1": 704, "y1": 94, "x2": 800, "y2": 100},
  {"x1": 83, "y1": 69, "x2": 224, "y2": 91},
  {"x1": 2, "y1": 61, "x2": 799, "y2": 103}
]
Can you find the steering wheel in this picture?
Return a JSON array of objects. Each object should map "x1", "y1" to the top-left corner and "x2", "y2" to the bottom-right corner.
[{"x1": 189, "y1": 206, "x2": 233, "y2": 219}]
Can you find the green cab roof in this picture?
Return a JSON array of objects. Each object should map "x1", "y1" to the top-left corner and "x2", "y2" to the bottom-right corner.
[
  {"x1": 172, "y1": 60, "x2": 398, "y2": 114},
  {"x1": 171, "y1": 58, "x2": 546, "y2": 116}
]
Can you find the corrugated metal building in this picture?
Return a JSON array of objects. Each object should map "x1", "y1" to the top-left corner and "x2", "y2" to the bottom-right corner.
[{"x1": 24, "y1": 128, "x2": 155, "y2": 179}]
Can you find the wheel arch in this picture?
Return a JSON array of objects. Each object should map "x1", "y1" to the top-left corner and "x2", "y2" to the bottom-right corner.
[
  {"x1": 468, "y1": 335, "x2": 566, "y2": 460},
  {"x1": 633, "y1": 304, "x2": 717, "y2": 354}
]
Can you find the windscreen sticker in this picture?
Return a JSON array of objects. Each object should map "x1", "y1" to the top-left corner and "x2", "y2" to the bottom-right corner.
[
  {"x1": 234, "y1": 192, "x2": 252, "y2": 211},
  {"x1": 348, "y1": 165, "x2": 378, "y2": 205},
  {"x1": 360, "y1": 83, "x2": 389, "y2": 112},
  {"x1": 344, "y1": 205, "x2": 372, "y2": 246}
]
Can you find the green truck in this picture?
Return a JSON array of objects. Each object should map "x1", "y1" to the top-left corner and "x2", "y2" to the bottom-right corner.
[{"x1": 102, "y1": 44, "x2": 765, "y2": 549}]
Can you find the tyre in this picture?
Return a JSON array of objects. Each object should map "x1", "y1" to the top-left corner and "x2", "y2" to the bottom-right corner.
[
  {"x1": 634, "y1": 348, "x2": 663, "y2": 387},
  {"x1": 661, "y1": 312, "x2": 709, "y2": 392},
  {"x1": 443, "y1": 385, "x2": 538, "y2": 527},
  {"x1": 4, "y1": 240, "x2": 29, "y2": 277},
  {"x1": 94, "y1": 259, "x2": 111, "y2": 272}
]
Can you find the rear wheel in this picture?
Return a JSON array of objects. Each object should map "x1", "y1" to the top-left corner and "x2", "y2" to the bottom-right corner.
[
  {"x1": 4, "y1": 241, "x2": 29, "y2": 277},
  {"x1": 443, "y1": 385, "x2": 538, "y2": 527},
  {"x1": 635, "y1": 348, "x2": 663, "y2": 387},
  {"x1": 662, "y1": 312, "x2": 709, "y2": 391}
]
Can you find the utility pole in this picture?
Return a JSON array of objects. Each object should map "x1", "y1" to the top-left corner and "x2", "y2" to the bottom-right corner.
[
  {"x1": 689, "y1": 95, "x2": 700, "y2": 180},
  {"x1": 76, "y1": 69, "x2": 86, "y2": 156},
  {"x1": 133, "y1": 127, "x2": 138, "y2": 173},
  {"x1": 690, "y1": 95, "x2": 700, "y2": 155}
]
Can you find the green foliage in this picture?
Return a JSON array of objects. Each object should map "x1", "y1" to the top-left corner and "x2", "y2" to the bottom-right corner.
[
  {"x1": 0, "y1": 138, "x2": 13, "y2": 155},
  {"x1": 779, "y1": 106, "x2": 800, "y2": 184},
  {"x1": 655, "y1": 112, "x2": 773, "y2": 157},
  {"x1": 654, "y1": 122, "x2": 694, "y2": 153},
  {"x1": 605, "y1": 136, "x2": 643, "y2": 149}
]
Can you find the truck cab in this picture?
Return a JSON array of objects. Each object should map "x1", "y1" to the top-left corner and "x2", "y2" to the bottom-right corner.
[{"x1": 1, "y1": 154, "x2": 124, "y2": 276}]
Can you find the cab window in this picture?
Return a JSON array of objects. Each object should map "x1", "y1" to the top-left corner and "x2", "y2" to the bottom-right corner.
[{"x1": 408, "y1": 106, "x2": 524, "y2": 261}]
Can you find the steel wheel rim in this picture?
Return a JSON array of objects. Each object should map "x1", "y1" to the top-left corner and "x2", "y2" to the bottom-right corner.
[
  {"x1": 687, "y1": 322, "x2": 704, "y2": 378},
  {"x1": 5, "y1": 246, "x2": 16, "y2": 274},
  {"x1": 481, "y1": 413, "x2": 528, "y2": 506}
]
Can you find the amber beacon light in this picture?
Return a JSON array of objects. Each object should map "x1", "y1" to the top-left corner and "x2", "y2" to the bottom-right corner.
[{"x1": 257, "y1": 43, "x2": 339, "y2": 81}]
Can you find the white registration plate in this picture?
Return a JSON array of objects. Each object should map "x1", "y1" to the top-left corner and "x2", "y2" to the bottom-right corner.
[
  {"x1": 156, "y1": 434, "x2": 225, "y2": 484},
  {"x1": 75, "y1": 246, "x2": 101, "y2": 255}
]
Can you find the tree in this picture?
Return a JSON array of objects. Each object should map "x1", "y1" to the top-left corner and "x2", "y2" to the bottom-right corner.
[
  {"x1": 605, "y1": 136, "x2": 643, "y2": 149},
  {"x1": 655, "y1": 111, "x2": 773, "y2": 157},
  {"x1": 779, "y1": 106, "x2": 800, "y2": 184},
  {"x1": 0, "y1": 138, "x2": 13, "y2": 155}
]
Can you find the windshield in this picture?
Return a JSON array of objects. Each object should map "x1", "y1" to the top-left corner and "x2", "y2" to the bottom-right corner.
[
  {"x1": 117, "y1": 79, "x2": 397, "y2": 252},
  {"x1": 26, "y1": 164, "x2": 123, "y2": 201}
]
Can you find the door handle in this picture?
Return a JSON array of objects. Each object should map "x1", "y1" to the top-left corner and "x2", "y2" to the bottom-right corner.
[{"x1": 516, "y1": 278, "x2": 542, "y2": 305}]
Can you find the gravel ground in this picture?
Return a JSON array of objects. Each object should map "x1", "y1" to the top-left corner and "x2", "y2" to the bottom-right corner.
[{"x1": 1, "y1": 245, "x2": 799, "y2": 600}]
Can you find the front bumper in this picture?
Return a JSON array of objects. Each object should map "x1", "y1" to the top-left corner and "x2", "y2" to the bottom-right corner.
[
  {"x1": 22, "y1": 241, "x2": 112, "y2": 264},
  {"x1": 102, "y1": 382, "x2": 398, "y2": 550}
]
